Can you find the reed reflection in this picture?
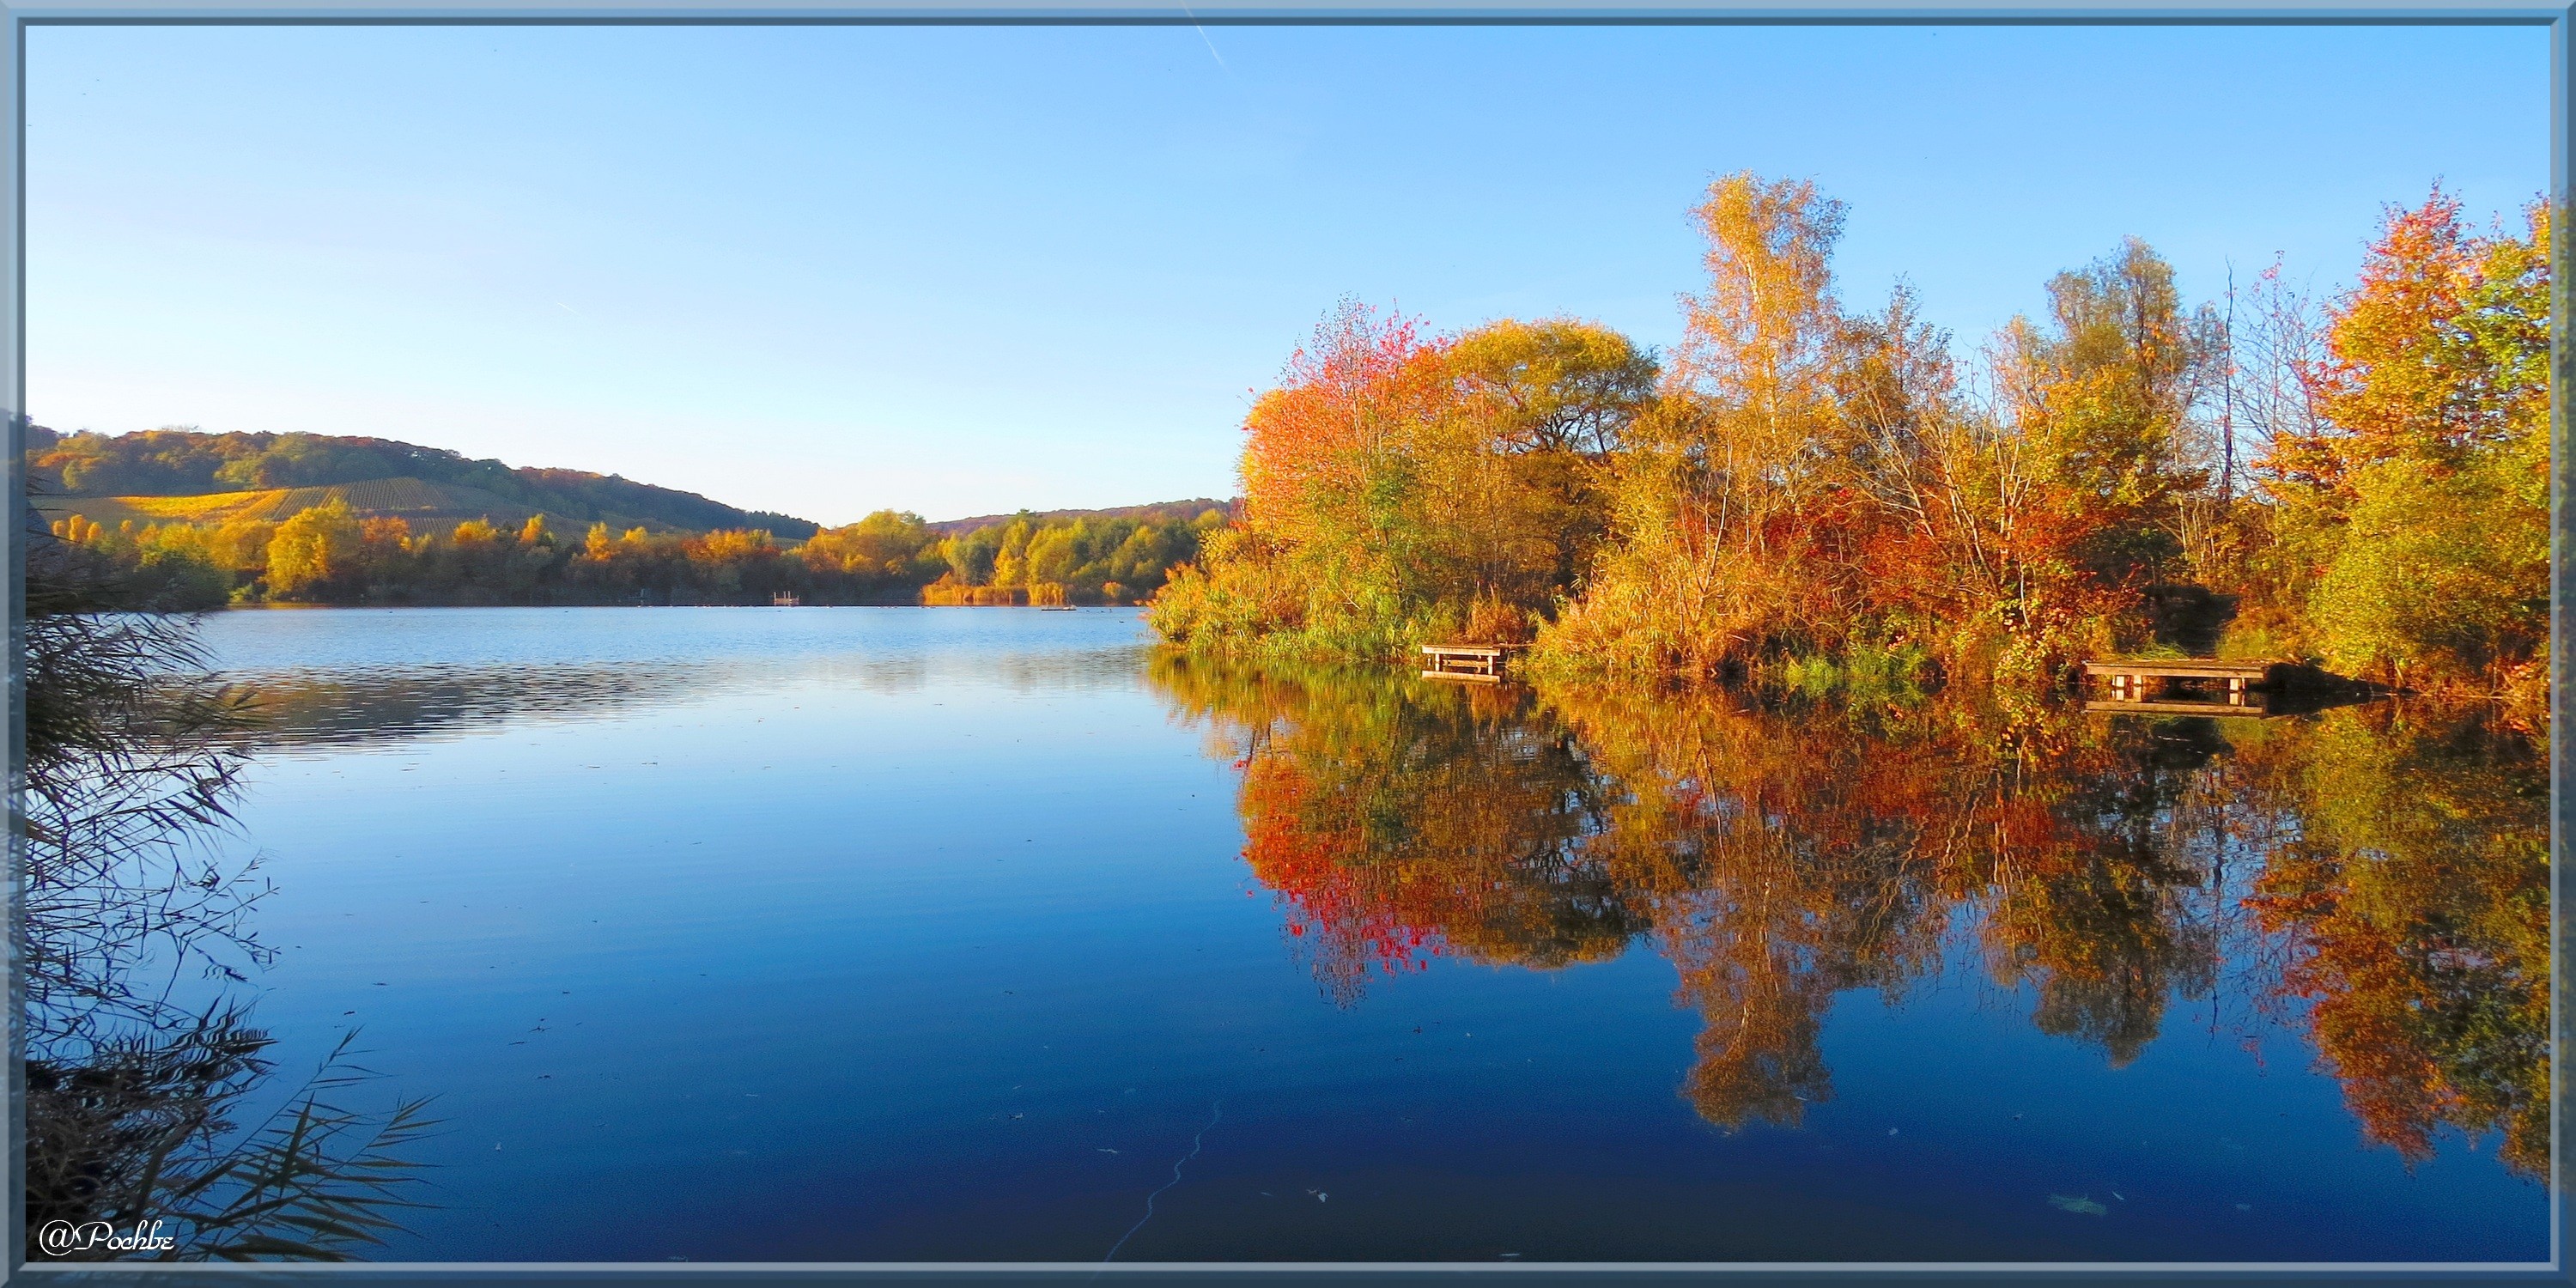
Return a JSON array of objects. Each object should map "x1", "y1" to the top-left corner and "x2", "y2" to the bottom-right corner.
[
  {"x1": 21, "y1": 536, "x2": 439, "y2": 1261},
  {"x1": 1151, "y1": 655, "x2": 2547, "y2": 1178}
]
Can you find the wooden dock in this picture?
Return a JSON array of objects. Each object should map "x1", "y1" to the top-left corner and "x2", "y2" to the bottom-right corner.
[
  {"x1": 2083, "y1": 657, "x2": 2395, "y2": 719},
  {"x1": 1421, "y1": 644, "x2": 1518, "y2": 683},
  {"x1": 2081, "y1": 659, "x2": 2272, "y2": 709}
]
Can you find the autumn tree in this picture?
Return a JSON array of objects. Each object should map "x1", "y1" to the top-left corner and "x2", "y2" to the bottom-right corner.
[
  {"x1": 264, "y1": 499, "x2": 362, "y2": 600},
  {"x1": 1151, "y1": 301, "x2": 1458, "y2": 658},
  {"x1": 1153, "y1": 302, "x2": 1659, "y2": 659},
  {"x1": 1541, "y1": 173, "x2": 1896, "y2": 676},
  {"x1": 1990, "y1": 238, "x2": 2214, "y2": 586},
  {"x1": 803, "y1": 510, "x2": 940, "y2": 586},
  {"x1": 1434, "y1": 319, "x2": 1661, "y2": 627},
  {"x1": 2260, "y1": 191, "x2": 2551, "y2": 697}
]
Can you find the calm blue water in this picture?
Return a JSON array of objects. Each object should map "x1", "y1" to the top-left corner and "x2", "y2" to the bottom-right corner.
[{"x1": 191, "y1": 606, "x2": 2549, "y2": 1263}]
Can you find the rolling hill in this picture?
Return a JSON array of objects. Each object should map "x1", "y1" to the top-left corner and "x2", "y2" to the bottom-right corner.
[
  {"x1": 26, "y1": 426, "x2": 820, "y2": 538},
  {"x1": 38, "y1": 477, "x2": 608, "y2": 536},
  {"x1": 26, "y1": 426, "x2": 1239, "y2": 543},
  {"x1": 925, "y1": 498, "x2": 1235, "y2": 535}
]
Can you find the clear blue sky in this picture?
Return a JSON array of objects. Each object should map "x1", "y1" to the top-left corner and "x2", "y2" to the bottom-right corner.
[{"x1": 29, "y1": 23, "x2": 2549, "y2": 527}]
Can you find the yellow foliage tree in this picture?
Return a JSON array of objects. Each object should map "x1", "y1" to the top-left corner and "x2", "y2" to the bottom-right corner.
[{"x1": 265, "y1": 500, "x2": 362, "y2": 599}]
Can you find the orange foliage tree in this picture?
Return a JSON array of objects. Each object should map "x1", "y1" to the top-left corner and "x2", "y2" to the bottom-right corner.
[
  {"x1": 2254, "y1": 190, "x2": 2551, "y2": 700},
  {"x1": 1153, "y1": 301, "x2": 1656, "y2": 661}
]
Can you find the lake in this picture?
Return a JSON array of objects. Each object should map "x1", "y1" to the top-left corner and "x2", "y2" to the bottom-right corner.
[{"x1": 183, "y1": 605, "x2": 2548, "y2": 1263}]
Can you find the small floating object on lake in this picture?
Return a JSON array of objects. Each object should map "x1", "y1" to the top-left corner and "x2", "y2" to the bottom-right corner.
[
  {"x1": 2235, "y1": 1203, "x2": 2252, "y2": 1212},
  {"x1": 1886, "y1": 1127, "x2": 1899, "y2": 1136},
  {"x1": 2047, "y1": 1194, "x2": 2108, "y2": 1216}
]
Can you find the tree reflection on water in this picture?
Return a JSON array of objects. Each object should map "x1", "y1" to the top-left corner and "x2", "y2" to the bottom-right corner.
[{"x1": 1149, "y1": 654, "x2": 2549, "y2": 1179}]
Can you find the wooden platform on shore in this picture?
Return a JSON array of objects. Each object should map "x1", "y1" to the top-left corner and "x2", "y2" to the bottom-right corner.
[
  {"x1": 1421, "y1": 643, "x2": 1521, "y2": 683},
  {"x1": 2081, "y1": 656, "x2": 2396, "y2": 720},
  {"x1": 2083, "y1": 658, "x2": 2273, "y2": 710}
]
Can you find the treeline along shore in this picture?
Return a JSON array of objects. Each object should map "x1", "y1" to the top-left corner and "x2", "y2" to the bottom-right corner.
[
  {"x1": 1148, "y1": 173, "x2": 2549, "y2": 720},
  {"x1": 30, "y1": 426, "x2": 1230, "y2": 611},
  {"x1": 33, "y1": 171, "x2": 2549, "y2": 718}
]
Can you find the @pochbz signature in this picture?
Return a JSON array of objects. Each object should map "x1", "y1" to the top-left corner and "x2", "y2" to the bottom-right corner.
[{"x1": 37, "y1": 1219, "x2": 179, "y2": 1257}]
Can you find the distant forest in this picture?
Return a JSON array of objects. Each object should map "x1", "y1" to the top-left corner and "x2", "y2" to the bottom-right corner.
[{"x1": 32, "y1": 426, "x2": 1231, "y2": 611}]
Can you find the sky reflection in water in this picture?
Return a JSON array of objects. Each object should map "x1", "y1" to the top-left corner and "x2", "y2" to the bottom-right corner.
[{"x1": 197, "y1": 606, "x2": 2548, "y2": 1263}]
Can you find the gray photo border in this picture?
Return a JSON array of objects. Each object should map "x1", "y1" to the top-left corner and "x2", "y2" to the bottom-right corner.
[{"x1": 0, "y1": 4, "x2": 2565, "y2": 1285}]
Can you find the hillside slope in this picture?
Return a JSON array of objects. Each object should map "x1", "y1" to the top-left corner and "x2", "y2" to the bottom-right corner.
[
  {"x1": 27, "y1": 426, "x2": 818, "y2": 538},
  {"x1": 927, "y1": 497, "x2": 1235, "y2": 536},
  {"x1": 34, "y1": 477, "x2": 628, "y2": 537}
]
